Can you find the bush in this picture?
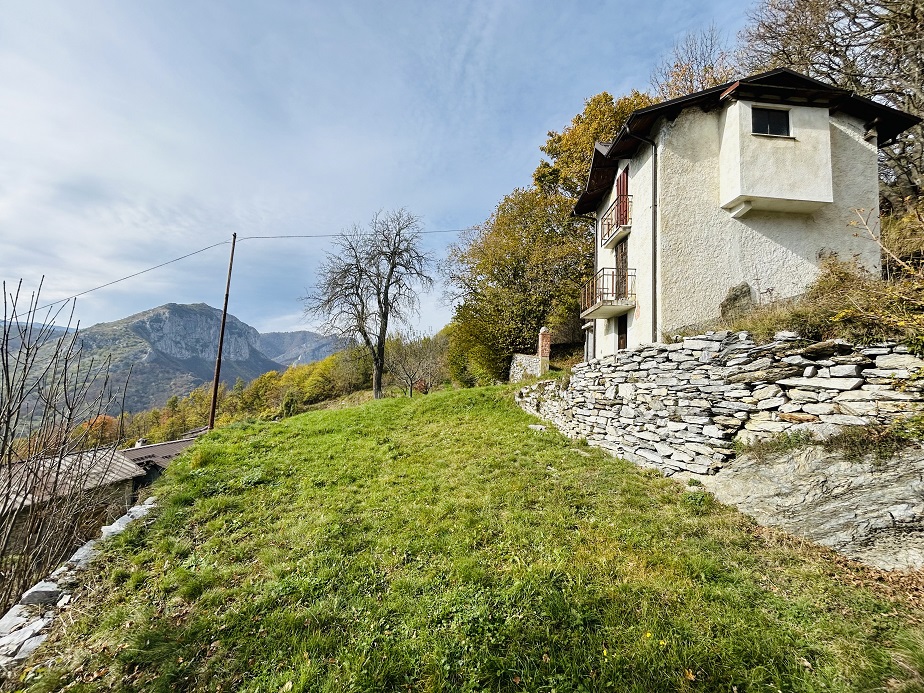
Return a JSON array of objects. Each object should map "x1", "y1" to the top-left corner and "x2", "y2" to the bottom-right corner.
[{"x1": 724, "y1": 256, "x2": 924, "y2": 353}]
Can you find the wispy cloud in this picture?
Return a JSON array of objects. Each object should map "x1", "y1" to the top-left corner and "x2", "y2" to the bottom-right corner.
[{"x1": 0, "y1": 0, "x2": 749, "y2": 333}]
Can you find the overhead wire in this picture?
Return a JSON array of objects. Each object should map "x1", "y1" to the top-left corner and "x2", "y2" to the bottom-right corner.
[
  {"x1": 237, "y1": 228, "x2": 474, "y2": 241},
  {"x1": 33, "y1": 226, "x2": 472, "y2": 311},
  {"x1": 36, "y1": 240, "x2": 231, "y2": 311}
]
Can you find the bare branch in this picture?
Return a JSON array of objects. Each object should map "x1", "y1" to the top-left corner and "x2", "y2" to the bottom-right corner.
[
  {"x1": 1, "y1": 282, "x2": 128, "y2": 612},
  {"x1": 651, "y1": 24, "x2": 738, "y2": 101},
  {"x1": 302, "y1": 209, "x2": 433, "y2": 399}
]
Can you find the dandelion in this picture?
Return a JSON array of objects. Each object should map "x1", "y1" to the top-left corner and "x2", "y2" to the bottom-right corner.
[
  {"x1": 644, "y1": 632, "x2": 652, "y2": 638},
  {"x1": 659, "y1": 640, "x2": 666, "y2": 646}
]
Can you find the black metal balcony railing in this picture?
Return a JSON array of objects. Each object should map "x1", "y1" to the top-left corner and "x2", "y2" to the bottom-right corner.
[
  {"x1": 600, "y1": 194, "x2": 632, "y2": 246},
  {"x1": 581, "y1": 268, "x2": 637, "y2": 313}
]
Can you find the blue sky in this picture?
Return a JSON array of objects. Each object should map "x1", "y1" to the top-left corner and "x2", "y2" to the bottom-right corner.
[{"x1": 0, "y1": 0, "x2": 749, "y2": 335}]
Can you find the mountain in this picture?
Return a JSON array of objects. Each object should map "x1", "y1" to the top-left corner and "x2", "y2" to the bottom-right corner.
[
  {"x1": 1, "y1": 322, "x2": 74, "y2": 354},
  {"x1": 76, "y1": 304, "x2": 336, "y2": 412},
  {"x1": 257, "y1": 331, "x2": 344, "y2": 366}
]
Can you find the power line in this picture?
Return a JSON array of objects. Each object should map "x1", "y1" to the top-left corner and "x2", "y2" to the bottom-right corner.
[
  {"x1": 36, "y1": 240, "x2": 231, "y2": 311},
  {"x1": 34, "y1": 226, "x2": 472, "y2": 311},
  {"x1": 238, "y1": 228, "x2": 474, "y2": 240}
]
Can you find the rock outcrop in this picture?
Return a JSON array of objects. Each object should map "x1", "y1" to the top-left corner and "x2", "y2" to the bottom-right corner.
[
  {"x1": 76, "y1": 306, "x2": 345, "y2": 412},
  {"x1": 76, "y1": 304, "x2": 294, "y2": 412},
  {"x1": 257, "y1": 330, "x2": 343, "y2": 366},
  {"x1": 682, "y1": 445, "x2": 924, "y2": 570}
]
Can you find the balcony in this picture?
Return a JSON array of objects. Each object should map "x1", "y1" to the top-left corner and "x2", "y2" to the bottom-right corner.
[
  {"x1": 580, "y1": 268, "x2": 637, "y2": 319},
  {"x1": 600, "y1": 194, "x2": 632, "y2": 248}
]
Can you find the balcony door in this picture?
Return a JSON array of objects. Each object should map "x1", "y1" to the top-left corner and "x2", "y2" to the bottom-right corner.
[
  {"x1": 616, "y1": 166, "x2": 629, "y2": 224},
  {"x1": 614, "y1": 238, "x2": 628, "y2": 294},
  {"x1": 617, "y1": 315, "x2": 628, "y2": 350},
  {"x1": 614, "y1": 238, "x2": 629, "y2": 350}
]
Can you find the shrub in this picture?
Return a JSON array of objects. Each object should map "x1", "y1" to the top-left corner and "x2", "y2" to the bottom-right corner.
[
  {"x1": 736, "y1": 430, "x2": 817, "y2": 462},
  {"x1": 821, "y1": 415, "x2": 924, "y2": 462},
  {"x1": 724, "y1": 255, "x2": 924, "y2": 353}
]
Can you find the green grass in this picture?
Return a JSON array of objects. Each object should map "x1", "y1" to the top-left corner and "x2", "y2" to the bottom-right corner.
[{"x1": 17, "y1": 387, "x2": 924, "y2": 692}]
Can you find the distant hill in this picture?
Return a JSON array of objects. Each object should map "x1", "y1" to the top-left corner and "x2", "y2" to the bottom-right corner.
[
  {"x1": 0, "y1": 322, "x2": 74, "y2": 353},
  {"x1": 258, "y1": 331, "x2": 343, "y2": 366},
  {"x1": 74, "y1": 304, "x2": 338, "y2": 412}
]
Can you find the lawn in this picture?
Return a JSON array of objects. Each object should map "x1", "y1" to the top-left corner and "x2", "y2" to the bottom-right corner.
[{"x1": 17, "y1": 387, "x2": 924, "y2": 692}]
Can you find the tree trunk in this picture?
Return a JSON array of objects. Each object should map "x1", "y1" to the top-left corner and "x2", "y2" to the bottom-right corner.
[{"x1": 373, "y1": 361, "x2": 384, "y2": 399}]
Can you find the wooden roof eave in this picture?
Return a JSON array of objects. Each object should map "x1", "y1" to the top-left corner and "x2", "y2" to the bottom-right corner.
[{"x1": 573, "y1": 68, "x2": 922, "y2": 216}]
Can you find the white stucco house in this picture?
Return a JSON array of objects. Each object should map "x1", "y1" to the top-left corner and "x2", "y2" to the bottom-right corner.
[{"x1": 576, "y1": 68, "x2": 920, "y2": 359}]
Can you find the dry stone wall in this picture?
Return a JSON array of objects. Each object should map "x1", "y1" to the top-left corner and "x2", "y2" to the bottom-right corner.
[
  {"x1": 509, "y1": 354, "x2": 544, "y2": 382},
  {"x1": 516, "y1": 331, "x2": 924, "y2": 477},
  {"x1": 0, "y1": 497, "x2": 157, "y2": 676}
]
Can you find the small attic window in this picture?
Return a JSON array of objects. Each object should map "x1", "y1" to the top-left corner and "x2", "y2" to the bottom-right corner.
[{"x1": 752, "y1": 107, "x2": 790, "y2": 136}]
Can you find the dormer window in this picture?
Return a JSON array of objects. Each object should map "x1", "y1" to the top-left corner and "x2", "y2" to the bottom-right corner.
[{"x1": 752, "y1": 107, "x2": 790, "y2": 136}]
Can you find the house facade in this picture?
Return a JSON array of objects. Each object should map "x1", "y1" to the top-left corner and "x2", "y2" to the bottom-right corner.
[{"x1": 575, "y1": 69, "x2": 920, "y2": 359}]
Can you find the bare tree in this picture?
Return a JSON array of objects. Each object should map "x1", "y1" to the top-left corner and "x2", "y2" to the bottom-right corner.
[
  {"x1": 417, "y1": 331, "x2": 449, "y2": 394},
  {"x1": 651, "y1": 24, "x2": 738, "y2": 101},
  {"x1": 385, "y1": 330, "x2": 448, "y2": 397},
  {"x1": 303, "y1": 209, "x2": 433, "y2": 399},
  {"x1": 1, "y1": 281, "x2": 127, "y2": 613},
  {"x1": 385, "y1": 331, "x2": 424, "y2": 397}
]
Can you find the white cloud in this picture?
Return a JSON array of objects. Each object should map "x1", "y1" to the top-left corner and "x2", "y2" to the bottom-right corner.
[{"x1": 0, "y1": 0, "x2": 750, "y2": 336}]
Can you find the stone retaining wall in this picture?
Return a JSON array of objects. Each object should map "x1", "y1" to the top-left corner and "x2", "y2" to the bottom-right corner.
[
  {"x1": 516, "y1": 331, "x2": 924, "y2": 476},
  {"x1": 509, "y1": 354, "x2": 544, "y2": 382},
  {"x1": 0, "y1": 497, "x2": 157, "y2": 676}
]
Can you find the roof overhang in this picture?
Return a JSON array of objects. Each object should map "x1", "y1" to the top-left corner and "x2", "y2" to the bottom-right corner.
[{"x1": 573, "y1": 68, "x2": 922, "y2": 216}]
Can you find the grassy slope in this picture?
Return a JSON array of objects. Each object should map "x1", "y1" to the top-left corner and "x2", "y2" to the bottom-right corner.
[{"x1": 21, "y1": 387, "x2": 924, "y2": 692}]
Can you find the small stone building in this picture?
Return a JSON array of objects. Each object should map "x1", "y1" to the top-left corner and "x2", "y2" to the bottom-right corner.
[{"x1": 1, "y1": 449, "x2": 144, "y2": 556}]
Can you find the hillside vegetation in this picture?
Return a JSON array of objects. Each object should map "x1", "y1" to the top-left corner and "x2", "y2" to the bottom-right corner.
[
  {"x1": 20, "y1": 388, "x2": 924, "y2": 692},
  {"x1": 705, "y1": 253, "x2": 924, "y2": 354}
]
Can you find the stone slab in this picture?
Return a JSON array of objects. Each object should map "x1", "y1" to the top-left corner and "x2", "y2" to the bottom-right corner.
[
  {"x1": 819, "y1": 414, "x2": 870, "y2": 426},
  {"x1": 0, "y1": 606, "x2": 29, "y2": 636},
  {"x1": 12, "y1": 634, "x2": 47, "y2": 662},
  {"x1": 19, "y1": 582, "x2": 60, "y2": 606},
  {"x1": 876, "y1": 353, "x2": 924, "y2": 370},
  {"x1": 776, "y1": 377, "x2": 863, "y2": 391}
]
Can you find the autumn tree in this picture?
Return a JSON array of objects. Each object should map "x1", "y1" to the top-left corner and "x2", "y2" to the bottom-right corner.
[
  {"x1": 651, "y1": 24, "x2": 738, "y2": 101},
  {"x1": 445, "y1": 188, "x2": 592, "y2": 382},
  {"x1": 303, "y1": 209, "x2": 433, "y2": 399},
  {"x1": 446, "y1": 89, "x2": 659, "y2": 382},
  {"x1": 73, "y1": 414, "x2": 120, "y2": 448},
  {"x1": 533, "y1": 90, "x2": 656, "y2": 198}
]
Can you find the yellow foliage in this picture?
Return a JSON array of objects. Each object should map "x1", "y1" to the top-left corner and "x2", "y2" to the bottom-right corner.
[{"x1": 534, "y1": 90, "x2": 656, "y2": 198}]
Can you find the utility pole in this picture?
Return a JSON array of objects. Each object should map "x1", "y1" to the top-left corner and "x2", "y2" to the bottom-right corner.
[{"x1": 208, "y1": 233, "x2": 236, "y2": 430}]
